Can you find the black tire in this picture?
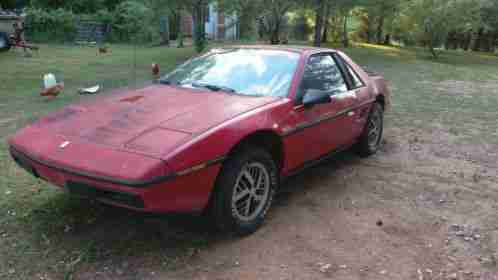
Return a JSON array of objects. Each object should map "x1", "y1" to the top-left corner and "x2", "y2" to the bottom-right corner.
[
  {"x1": 0, "y1": 32, "x2": 11, "y2": 52},
  {"x1": 210, "y1": 147, "x2": 278, "y2": 235},
  {"x1": 356, "y1": 102, "x2": 384, "y2": 157}
]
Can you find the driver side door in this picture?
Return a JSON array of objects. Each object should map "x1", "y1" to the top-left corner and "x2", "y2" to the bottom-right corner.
[{"x1": 282, "y1": 53, "x2": 356, "y2": 172}]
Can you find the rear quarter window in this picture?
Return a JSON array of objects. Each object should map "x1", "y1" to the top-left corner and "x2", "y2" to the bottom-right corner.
[{"x1": 346, "y1": 64, "x2": 365, "y2": 88}]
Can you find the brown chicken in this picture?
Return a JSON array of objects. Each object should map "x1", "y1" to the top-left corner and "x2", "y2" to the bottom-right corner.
[
  {"x1": 98, "y1": 46, "x2": 108, "y2": 54},
  {"x1": 40, "y1": 83, "x2": 64, "y2": 99},
  {"x1": 152, "y1": 63, "x2": 160, "y2": 80},
  {"x1": 152, "y1": 63, "x2": 160, "y2": 75}
]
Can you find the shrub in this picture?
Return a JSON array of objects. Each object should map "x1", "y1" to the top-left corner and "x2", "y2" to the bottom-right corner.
[
  {"x1": 112, "y1": 1, "x2": 156, "y2": 42},
  {"x1": 289, "y1": 12, "x2": 312, "y2": 41},
  {"x1": 24, "y1": 8, "x2": 77, "y2": 42}
]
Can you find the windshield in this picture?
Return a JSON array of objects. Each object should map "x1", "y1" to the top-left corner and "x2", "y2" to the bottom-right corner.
[{"x1": 162, "y1": 49, "x2": 300, "y2": 97}]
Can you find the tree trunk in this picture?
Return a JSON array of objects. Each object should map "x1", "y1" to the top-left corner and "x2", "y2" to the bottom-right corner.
[
  {"x1": 267, "y1": 8, "x2": 281, "y2": 45},
  {"x1": 463, "y1": 32, "x2": 472, "y2": 51},
  {"x1": 270, "y1": 18, "x2": 281, "y2": 44},
  {"x1": 168, "y1": 10, "x2": 180, "y2": 41},
  {"x1": 429, "y1": 46, "x2": 438, "y2": 58},
  {"x1": 159, "y1": 16, "x2": 170, "y2": 46},
  {"x1": 445, "y1": 31, "x2": 457, "y2": 50},
  {"x1": 376, "y1": 15, "x2": 384, "y2": 44},
  {"x1": 175, "y1": 11, "x2": 184, "y2": 47},
  {"x1": 383, "y1": 34, "x2": 391, "y2": 45},
  {"x1": 192, "y1": 2, "x2": 206, "y2": 52},
  {"x1": 491, "y1": 32, "x2": 498, "y2": 53},
  {"x1": 366, "y1": 16, "x2": 374, "y2": 43},
  {"x1": 480, "y1": 32, "x2": 489, "y2": 52},
  {"x1": 239, "y1": 13, "x2": 251, "y2": 40},
  {"x1": 321, "y1": 22, "x2": 328, "y2": 43},
  {"x1": 472, "y1": 27, "x2": 484, "y2": 52},
  {"x1": 342, "y1": 14, "x2": 349, "y2": 48},
  {"x1": 321, "y1": 3, "x2": 330, "y2": 43},
  {"x1": 270, "y1": 26, "x2": 280, "y2": 44},
  {"x1": 428, "y1": 38, "x2": 438, "y2": 58},
  {"x1": 313, "y1": 0, "x2": 325, "y2": 47}
]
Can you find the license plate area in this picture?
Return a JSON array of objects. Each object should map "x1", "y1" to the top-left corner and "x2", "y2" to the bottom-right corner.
[
  {"x1": 66, "y1": 181, "x2": 145, "y2": 208},
  {"x1": 11, "y1": 153, "x2": 38, "y2": 178}
]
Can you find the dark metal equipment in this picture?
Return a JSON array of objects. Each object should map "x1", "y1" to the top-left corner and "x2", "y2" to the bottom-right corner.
[{"x1": 0, "y1": 11, "x2": 39, "y2": 52}]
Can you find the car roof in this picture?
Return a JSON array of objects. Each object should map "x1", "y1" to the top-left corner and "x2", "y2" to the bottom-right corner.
[{"x1": 216, "y1": 45, "x2": 338, "y2": 55}]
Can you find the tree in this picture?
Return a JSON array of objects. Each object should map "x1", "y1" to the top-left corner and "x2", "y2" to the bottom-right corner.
[
  {"x1": 259, "y1": 0, "x2": 299, "y2": 44},
  {"x1": 469, "y1": 0, "x2": 498, "y2": 52},
  {"x1": 218, "y1": 0, "x2": 260, "y2": 40},
  {"x1": 339, "y1": 0, "x2": 359, "y2": 47},
  {"x1": 150, "y1": 0, "x2": 185, "y2": 45},
  {"x1": 1, "y1": 0, "x2": 18, "y2": 9},
  {"x1": 147, "y1": 0, "x2": 171, "y2": 45},
  {"x1": 255, "y1": 0, "x2": 299, "y2": 44},
  {"x1": 321, "y1": 2, "x2": 331, "y2": 43},
  {"x1": 312, "y1": 0, "x2": 326, "y2": 46},
  {"x1": 156, "y1": 0, "x2": 211, "y2": 52},
  {"x1": 30, "y1": 0, "x2": 107, "y2": 13},
  {"x1": 353, "y1": 0, "x2": 400, "y2": 45},
  {"x1": 402, "y1": 0, "x2": 481, "y2": 58}
]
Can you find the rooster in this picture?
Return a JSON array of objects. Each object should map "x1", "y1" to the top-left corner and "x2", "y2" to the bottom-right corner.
[
  {"x1": 40, "y1": 83, "x2": 64, "y2": 100},
  {"x1": 98, "y1": 46, "x2": 108, "y2": 54},
  {"x1": 152, "y1": 63, "x2": 160, "y2": 81}
]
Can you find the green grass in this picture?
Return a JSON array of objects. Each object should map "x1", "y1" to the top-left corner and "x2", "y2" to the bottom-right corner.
[
  {"x1": 340, "y1": 43, "x2": 498, "y2": 145},
  {"x1": 0, "y1": 44, "x2": 197, "y2": 279},
  {"x1": 1, "y1": 42, "x2": 498, "y2": 279}
]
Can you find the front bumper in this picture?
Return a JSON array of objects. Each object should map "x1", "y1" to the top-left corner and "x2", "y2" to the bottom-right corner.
[{"x1": 10, "y1": 146, "x2": 222, "y2": 213}]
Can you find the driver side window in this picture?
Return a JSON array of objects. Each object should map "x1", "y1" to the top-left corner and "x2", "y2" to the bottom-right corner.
[{"x1": 301, "y1": 54, "x2": 348, "y2": 96}]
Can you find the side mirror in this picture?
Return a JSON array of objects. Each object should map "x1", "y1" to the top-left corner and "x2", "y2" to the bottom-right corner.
[{"x1": 302, "y1": 89, "x2": 332, "y2": 108}]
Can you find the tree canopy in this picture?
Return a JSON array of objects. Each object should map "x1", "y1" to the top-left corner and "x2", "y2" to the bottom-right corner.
[{"x1": 9, "y1": 0, "x2": 498, "y2": 56}]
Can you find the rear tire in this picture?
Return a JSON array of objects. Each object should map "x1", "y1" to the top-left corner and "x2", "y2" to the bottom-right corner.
[
  {"x1": 0, "y1": 32, "x2": 11, "y2": 52},
  {"x1": 356, "y1": 102, "x2": 384, "y2": 157},
  {"x1": 210, "y1": 147, "x2": 278, "y2": 235}
]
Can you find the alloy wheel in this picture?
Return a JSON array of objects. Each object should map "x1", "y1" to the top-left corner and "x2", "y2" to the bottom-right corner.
[
  {"x1": 367, "y1": 108, "x2": 382, "y2": 150},
  {"x1": 231, "y1": 162, "x2": 271, "y2": 222}
]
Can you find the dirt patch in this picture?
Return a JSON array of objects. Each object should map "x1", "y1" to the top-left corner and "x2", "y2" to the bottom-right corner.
[
  {"x1": 419, "y1": 80, "x2": 498, "y2": 97},
  {"x1": 67, "y1": 120, "x2": 498, "y2": 280},
  {"x1": 0, "y1": 117, "x2": 17, "y2": 127}
]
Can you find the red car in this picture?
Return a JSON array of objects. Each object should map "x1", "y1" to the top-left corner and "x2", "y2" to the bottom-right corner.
[{"x1": 9, "y1": 46, "x2": 390, "y2": 234}]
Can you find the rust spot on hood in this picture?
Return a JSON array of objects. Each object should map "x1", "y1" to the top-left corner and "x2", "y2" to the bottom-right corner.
[{"x1": 120, "y1": 96, "x2": 144, "y2": 103}]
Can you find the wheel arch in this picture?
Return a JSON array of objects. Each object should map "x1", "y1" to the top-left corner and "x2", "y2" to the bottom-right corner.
[
  {"x1": 204, "y1": 129, "x2": 285, "y2": 213},
  {"x1": 376, "y1": 94, "x2": 385, "y2": 110},
  {"x1": 226, "y1": 130, "x2": 285, "y2": 172}
]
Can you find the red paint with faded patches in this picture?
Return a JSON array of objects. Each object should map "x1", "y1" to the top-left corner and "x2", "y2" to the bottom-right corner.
[{"x1": 8, "y1": 46, "x2": 390, "y2": 213}]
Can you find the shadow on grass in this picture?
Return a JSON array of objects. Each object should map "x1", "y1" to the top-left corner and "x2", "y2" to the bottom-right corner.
[
  {"x1": 275, "y1": 150, "x2": 360, "y2": 207},
  {"x1": 352, "y1": 43, "x2": 498, "y2": 67},
  {"x1": 22, "y1": 149, "x2": 363, "y2": 276}
]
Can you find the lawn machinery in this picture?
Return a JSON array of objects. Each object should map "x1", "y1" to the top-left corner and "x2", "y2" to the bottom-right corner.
[{"x1": 0, "y1": 10, "x2": 38, "y2": 53}]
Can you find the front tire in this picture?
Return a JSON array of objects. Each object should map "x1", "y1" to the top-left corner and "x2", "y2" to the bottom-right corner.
[
  {"x1": 0, "y1": 32, "x2": 11, "y2": 52},
  {"x1": 356, "y1": 102, "x2": 384, "y2": 157},
  {"x1": 211, "y1": 147, "x2": 278, "y2": 235}
]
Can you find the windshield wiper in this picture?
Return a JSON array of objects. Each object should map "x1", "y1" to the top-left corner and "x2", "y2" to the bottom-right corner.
[
  {"x1": 191, "y1": 82, "x2": 237, "y2": 93},
  {"x1": 159, "y1": 79, "x2": 177, "y2": 85}
]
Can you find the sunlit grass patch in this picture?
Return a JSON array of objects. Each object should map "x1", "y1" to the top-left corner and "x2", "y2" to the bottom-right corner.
[
  {"x1": 356, "y1": 43, "x2": 404, "y2": 53},
  {"x1": 0, "y1": 42, "x2": 497, "y2": 279}
]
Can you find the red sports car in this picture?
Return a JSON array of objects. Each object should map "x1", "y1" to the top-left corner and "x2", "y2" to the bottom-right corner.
[{"x1": 9, "y1": 46, "x2": 390, "y2": 234}]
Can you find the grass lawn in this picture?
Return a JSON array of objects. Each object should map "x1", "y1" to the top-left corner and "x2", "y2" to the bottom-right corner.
[
  {"x1": 0, "y1": 43, "x2": 498, "y2": 279},
  {"x1": 0, "y1": 44, "x2": 197, "y2": 279}
]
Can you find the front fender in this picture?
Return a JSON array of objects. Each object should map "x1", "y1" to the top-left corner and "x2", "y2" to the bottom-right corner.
[{"x1": 162, "y1": 99, "x2": 289, "y2": 173}]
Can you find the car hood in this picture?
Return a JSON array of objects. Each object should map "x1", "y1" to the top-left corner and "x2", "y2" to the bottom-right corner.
[{"x1": 30, "y1": 85, "x2": 278, "y2": 156}]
